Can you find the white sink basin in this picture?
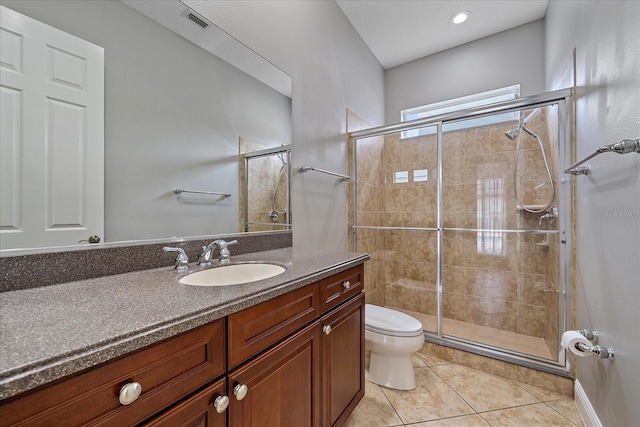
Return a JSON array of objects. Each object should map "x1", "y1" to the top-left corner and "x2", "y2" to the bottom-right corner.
[{"x1": 179, "y1": 263, "x2": 286, "y2": 286}]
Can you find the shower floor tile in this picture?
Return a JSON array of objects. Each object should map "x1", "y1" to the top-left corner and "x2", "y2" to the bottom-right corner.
[
  {"x1": 391, "y1": 307, "x2": 554, "y2": 360},
  {"x1": 344, "y1": 359, "x2": 583, "y2": 427}
]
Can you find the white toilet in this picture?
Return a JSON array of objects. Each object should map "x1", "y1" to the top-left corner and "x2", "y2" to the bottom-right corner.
[{"x1": 364, "y1": 304, "x2": 424, "y2": 390}]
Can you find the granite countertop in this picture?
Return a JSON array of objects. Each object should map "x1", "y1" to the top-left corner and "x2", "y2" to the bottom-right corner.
[{"x1": 0, "y1": 247, "x2": 369, "y2": 400}]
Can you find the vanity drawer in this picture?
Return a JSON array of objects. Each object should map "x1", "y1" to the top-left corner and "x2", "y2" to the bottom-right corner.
[
  {"x1": 0, "y1": 319, "x2": 225, "y2": 427},
  {"x1": 141, "y1": 377, "x2": 226, "y2": 427},
  {"x1": 320, "y1": 264, "x2": 364, "y2": 313},
  {"x1": 228, "y1": 282, "x2": 320, "y2": 369}
]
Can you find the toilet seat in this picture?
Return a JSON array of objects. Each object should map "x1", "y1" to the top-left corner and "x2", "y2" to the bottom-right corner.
[{"x1": 365, "y1": 304, "x2": 423, "y2": 337}]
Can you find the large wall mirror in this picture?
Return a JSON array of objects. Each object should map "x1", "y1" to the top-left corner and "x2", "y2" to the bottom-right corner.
[{"x1": 0, "y1": 0, "x2": 292, "y2": 253}]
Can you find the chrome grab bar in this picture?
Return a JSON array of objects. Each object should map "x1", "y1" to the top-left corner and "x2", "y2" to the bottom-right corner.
[
  {"x1": 175, "y1": 188, "x2": 231, "y2": 198},
  {"x1": 298, "y1": 165, "x2": 351, "y2": 182}
]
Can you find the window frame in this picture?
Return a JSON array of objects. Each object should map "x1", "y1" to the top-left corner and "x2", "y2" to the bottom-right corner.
[{"x1": 400, "y1": 85, "x2": 521, "y2": 138}]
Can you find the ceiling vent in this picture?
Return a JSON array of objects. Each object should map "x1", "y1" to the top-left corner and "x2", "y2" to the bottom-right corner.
[{"x1": 182, "y1": 9, "x2": 210, "y2": 29}]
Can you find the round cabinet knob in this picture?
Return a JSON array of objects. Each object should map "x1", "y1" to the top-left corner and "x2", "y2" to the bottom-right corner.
[
  {"x1": 323, "y1": 325, "x2": 332, "y2": 335},
  {"x1": 119, "y1": 382, "x2": 142, "y2": 405},
  {"x1": 342, "y1": 281, "x2": 351, "y2": 290},
  {"x1": 234, "y1": 384, "x2": 248, "y2": 401},
  {"x1": 214, "y1": 395, "x2": 230, "y2": 413}
]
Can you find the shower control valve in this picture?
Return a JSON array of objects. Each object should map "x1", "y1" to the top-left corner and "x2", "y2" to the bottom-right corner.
[{"x1": 539, "y1": 207, "x2": 559, "y2": 226}]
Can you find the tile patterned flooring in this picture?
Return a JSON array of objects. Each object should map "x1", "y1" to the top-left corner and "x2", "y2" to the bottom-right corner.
[{"x1": 343, "y1": 345, "x2": 583, "y2": 427}]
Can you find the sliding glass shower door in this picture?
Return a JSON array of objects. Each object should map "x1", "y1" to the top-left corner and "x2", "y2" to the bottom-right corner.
[{"x1": 351, "y1": 91, "x2": 570, "y2": 372}]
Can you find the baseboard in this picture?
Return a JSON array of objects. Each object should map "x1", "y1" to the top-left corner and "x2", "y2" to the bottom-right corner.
[{"x1": 574, "y1": 379, "x2": 602, "y2": 427}]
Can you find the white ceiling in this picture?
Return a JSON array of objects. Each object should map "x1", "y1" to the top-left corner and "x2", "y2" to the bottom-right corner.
[
  {"x1": 125, "y1": 0, "x2": 548, "y2": 91},
  {"x1": 335, "y1": 0, "x2": 548, "y2": 69}
]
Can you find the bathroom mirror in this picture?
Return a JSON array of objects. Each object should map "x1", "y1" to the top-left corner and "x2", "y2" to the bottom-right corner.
[{"x1": 0, "y1": 0, "x2": 292, "y2": 252}]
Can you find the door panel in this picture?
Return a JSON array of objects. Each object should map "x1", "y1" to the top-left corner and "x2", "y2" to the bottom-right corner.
[{"x1": 0, "y1": 5, "x2": 104, "y2": 250}]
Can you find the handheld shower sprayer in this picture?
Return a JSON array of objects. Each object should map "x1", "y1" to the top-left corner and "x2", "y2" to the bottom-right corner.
[{"x1": 504, "y1": 107, "x2": 556, "y2": 214}]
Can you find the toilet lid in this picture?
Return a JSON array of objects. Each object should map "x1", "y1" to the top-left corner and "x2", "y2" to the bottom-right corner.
[{"x1": 365, "y1": 304, "x2": 423, "y2": 337}]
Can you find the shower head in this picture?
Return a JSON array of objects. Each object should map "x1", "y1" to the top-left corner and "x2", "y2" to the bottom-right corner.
[
  {"x1": 504, "y1": 128, "x2": 520, "y2": 140},
  {"x1": 504, "y1": 108, "x2": 542, "y2": 140}
]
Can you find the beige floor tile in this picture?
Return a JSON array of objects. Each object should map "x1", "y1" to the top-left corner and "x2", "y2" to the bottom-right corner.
[
  {"x1": 381, "y1": 367, "x2": 475, "y2": 424},
  {"x1": 514, "y1": 380, "x2": 568, "y2": 402},
  {"x1": 342, "y1": 381, "x2": 403, "y2": 427},
  {"x1": 432, "y1": 364, "x2": 539, "y2": 412},
  {"x1": 480, "y1": 403, "x2": 577, "y2": 427},
  {"x1": 415, "y1": 345, "x2": 451, "y2": 367},
  {"x1": 412, "y1": 353, "x2": 428, "y2": 368},
  {"x1": 409, "y1": 414, "x2": 491, "y2": 426},
  {"x1": 546, "y1": 399, "x2": 584, "y2": 426}
]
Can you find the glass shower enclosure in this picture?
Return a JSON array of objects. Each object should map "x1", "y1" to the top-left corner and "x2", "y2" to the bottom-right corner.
[
  {"x1": 241, "y1": 145, "x2": 292, "y2": 233},
  {"x1": 349, "y1": 90, "x2": 572, "y2": 373}
]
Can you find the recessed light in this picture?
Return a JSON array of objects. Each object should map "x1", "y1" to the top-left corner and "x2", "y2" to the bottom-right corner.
[{"x1": 451, "y1": 11, "x2": 470, "y2": 24}]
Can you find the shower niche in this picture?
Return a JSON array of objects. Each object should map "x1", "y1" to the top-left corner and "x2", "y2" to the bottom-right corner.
[
  {"x1": 349, "y1": 90, "x2": 571, "y2": 373},
  {"x1": 239, "y1": 141, "x2": 292, "y2": 233}
]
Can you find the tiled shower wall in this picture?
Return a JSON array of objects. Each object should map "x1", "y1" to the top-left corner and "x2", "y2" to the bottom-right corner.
[
  {"x1": 347, "y1": 110, "x2": 386, "y2": 306},
  {"x1": 351, "y1": 110, "x2": 561, "y2": 353}
]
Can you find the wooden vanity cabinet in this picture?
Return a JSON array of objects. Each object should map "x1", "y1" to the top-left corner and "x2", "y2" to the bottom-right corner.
[
  {"x1": 224, "y1": 268, "x2": 364, "y2": 427},
  {"x1": 320, "y1": 293, "x2": 365, "y2": 427},
  {"x1": 0, "y1": 264, "x2": 365, "y2": 427},
  {"x1": 0, "y1": 319, "x2": 226, "y2": 427}
]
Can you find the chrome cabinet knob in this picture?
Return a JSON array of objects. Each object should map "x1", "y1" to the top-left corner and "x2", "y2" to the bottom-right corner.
[
  {"x1": 118, "y1": 382, "x2": 142, "y2": 405},
  {"x1": 234, "y1": 384, "x2": 248, "y2": 401},
  {"x1": 214, "y1": 395, "x2": 230, "y2": 413},
  {"x1": 323, "y1": 325, "x2": 332, "y2": 335},
  {"x1": 342, "y1": 281, "x2": 351, "y2": 290}
]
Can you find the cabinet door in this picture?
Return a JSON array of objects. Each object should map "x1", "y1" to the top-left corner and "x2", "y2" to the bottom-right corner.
[
  {"x1": 321, "y1": 293, "x2": 365, "y2": 427},
  {"x1": 228, "y1": 322, "x2": 321, "y2": 427},
  {"x1": 141, "y1": 378, "x2": 226, "y2": 427}
]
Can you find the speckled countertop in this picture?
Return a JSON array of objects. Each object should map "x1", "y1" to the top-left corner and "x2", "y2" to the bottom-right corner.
[{"x1": 0, "y1": 247, "x2": 368, "y2": 400}]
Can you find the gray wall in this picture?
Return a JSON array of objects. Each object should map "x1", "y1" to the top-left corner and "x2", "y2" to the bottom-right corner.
[
  {"x1": 385, "y1": 20, "x2": 545, "y2": 123},
  {"x1": 546, "y1": 2, "x2": 640, "y2": 426},
  {"x1": 195, "y1": 1, "x2": 386, "y2": 251},
  {"x1": 2, "y1": 0, "x2": 292, "y2": 242}
]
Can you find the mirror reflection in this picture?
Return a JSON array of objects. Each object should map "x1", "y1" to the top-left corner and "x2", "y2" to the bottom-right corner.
[
  {"x1": 241, "y1": 144, "x2": 292, "y2": 233},
  {"x1": 0, "y1": 0, "x2": 292, "y2": 252}
]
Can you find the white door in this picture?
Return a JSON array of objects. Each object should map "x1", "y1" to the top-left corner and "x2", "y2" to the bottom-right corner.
[{"x1": 0, "y1": 6, "x2": 104, "y2": 250}]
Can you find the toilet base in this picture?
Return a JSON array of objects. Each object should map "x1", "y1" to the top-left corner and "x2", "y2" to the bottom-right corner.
[{"x1": 365, "y1": 351, "x2": 417, "y2": 390}]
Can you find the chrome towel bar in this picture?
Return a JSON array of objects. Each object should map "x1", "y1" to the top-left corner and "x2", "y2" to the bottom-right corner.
[
  {"x1": 564, "y1": 138, "x2": 640, "y2": 175},
  {"x1": 174, "y1": 188, "x2": 231, "y2": 197},
  {"x1": 298, "y1": 165, "x2": 351, "y2": 182}
]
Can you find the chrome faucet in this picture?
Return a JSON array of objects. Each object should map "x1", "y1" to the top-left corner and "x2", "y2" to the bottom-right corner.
[
  {"x1": 163, "y1": 246, "x2": 189, "y2": 271},
  {"x1": 198, "y1": 239, "x2": 238, "y2": 266}
]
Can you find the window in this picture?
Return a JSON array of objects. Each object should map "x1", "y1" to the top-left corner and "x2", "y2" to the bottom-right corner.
[
  {"x1": 401, "y1": 85, "x2": 520, "y2": 138},
  {"x1": 476, "y1": 175, "x2": 507, "y2": 256}
]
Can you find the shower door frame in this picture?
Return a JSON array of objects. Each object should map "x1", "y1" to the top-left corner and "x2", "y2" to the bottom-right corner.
[
  {"x1": 350, "y1": 89, "x2": 573, "y2": 375},
  {"x1": 243, "y1": 145, "x2": 292, "y2": 232}
]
